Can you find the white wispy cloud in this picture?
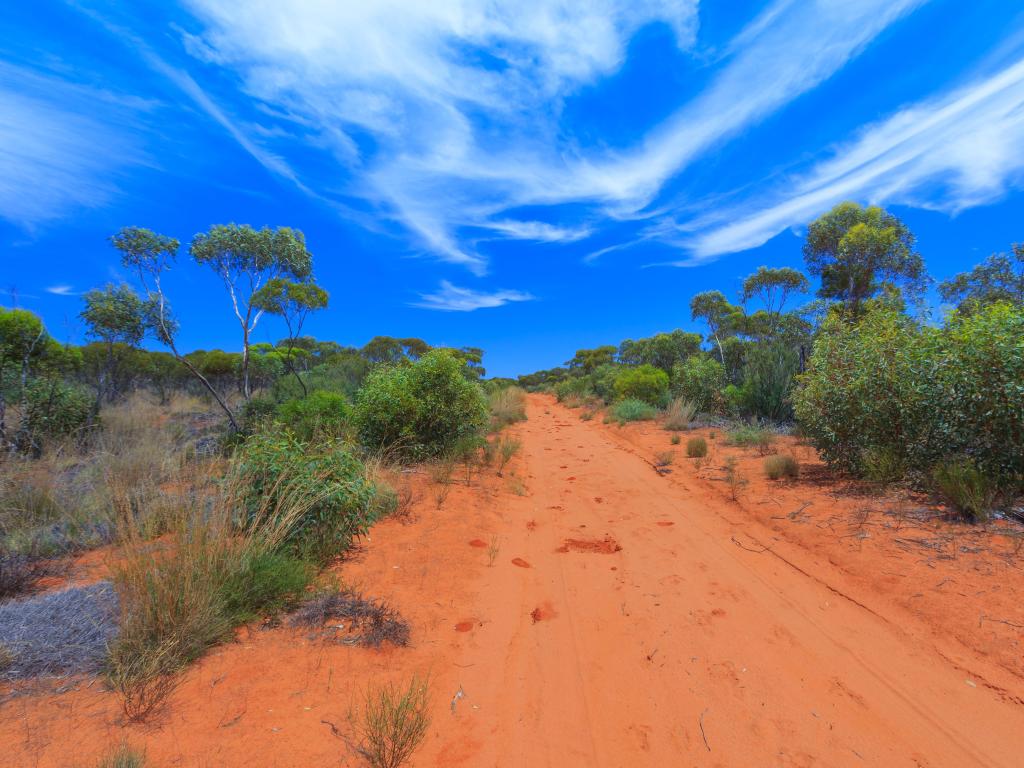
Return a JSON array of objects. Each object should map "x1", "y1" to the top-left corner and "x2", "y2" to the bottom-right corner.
[
  {"x1": 178, "y1": 0, "x2": 924, "y2": 271},
  {"x1": 414, "y1": 280, "x2": 535, "y2": 311},
  {"x1": 0, "y1": 64, "x2": 147, "y2": 226},
  {"x1": 45, "y1": 284, "x2": 79, "y2": 296},
  {"x1": 684, "y1": 54, "x2": 1024, "y2": 260}
]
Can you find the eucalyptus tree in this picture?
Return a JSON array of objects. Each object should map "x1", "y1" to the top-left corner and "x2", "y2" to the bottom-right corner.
[
  {"x1": 803, "y1": 202, "x2": 927, "y2": 319},
  {"x1": 110, "y1": 226, "x2": 239, "y2": 430},
  {"x1": 79, "y1": 283, "x2": 146, "y2": 404},
  {"x1": 189, "y1": 224, "x2": 313, "y2": 399},
  {"x1": 253, "y1": 277, "x2": 329, "y2": 397},
  {"x1": 939, "y1": 244, "x2": 1024, "y2": 314},
  {"x1": 689, "y1": 290, "x2": 742, "y2": 364},
  {"x1": 740, "y1": 267, "x2": 809, "y2": 340}
]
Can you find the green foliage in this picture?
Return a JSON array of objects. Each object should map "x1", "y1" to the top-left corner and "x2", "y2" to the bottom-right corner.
[
  {"x1": 726, "y1": 424, "x2": 774, "y2": 454},
  {"x1": 686, "y1": 436, "x2": 707, "y2": 458},
  {"x1": 276, "y1": 391, "x2": 350, "y2": 440},
  {"x1": 93, "y1": 744, "x2": 146, "y2": 768},
  {"x1": 567, "y1": 345, "x2": 617, "y2": 374},
  {"x1": 740, "y1": 342, "x2": 799, "y2": 420},
  {"x1": 793, "y1": 307, "x2": 922, "y2": 475},
  {"x1": 613, "y1": 364, "x2": 669, "y2": 405},
  {"x1": 80, "y1": 284, "x2": 146, "y2": 348},
  {"x1": 219, "y1": 551, "x2": 313, "y2": 624},
  {"x1": 618, "y1": 330, "x2": 702, "y2": 373},
  {"x1": 607, "y1": 398, "x2": 658, "y2": 424},
  {"x1": 231, "y1": 432, "x2": 377, "y2": 563},
  {"x1": 803, "y1": 202, "x2": 926, "y2": 317},
  {"x1": 554, "y1": 377, "x2": 591, "y2": 403},
  {"x1": 939, "y1": 244, "x2": 1023, "y2": 314},
  {"x1": 21, "y1": 378, "x2": 93, "y2": 449},
  {"x1": 795, "y1": 302, "x2": 1024, "y2": 494},
  {"x1": 764, "y1": 454, "x2": 799, "y2": 480},
  {"x1": 860, "y1": 446, "x2": 905, "y2": 485},
  {"x1": 932, "y1": 459, "x2": 999, "y2": 523},
  {"x1": 671, "y1": 355, "x2": 725, "y2": 414},
  {"x1": 670, "y1": 434, "x2": 681, "y2": 445},
  {"x1": 355, "y1": 675, "x2": 431, "y2": 768},
  {"x1": 353, "y1": 349, "x2": 488, "y2": 460}
]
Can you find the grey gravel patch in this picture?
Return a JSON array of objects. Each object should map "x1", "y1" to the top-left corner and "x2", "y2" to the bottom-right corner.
[{"x1": 0, "y1": 581, "x2": 118, "y2": 681}]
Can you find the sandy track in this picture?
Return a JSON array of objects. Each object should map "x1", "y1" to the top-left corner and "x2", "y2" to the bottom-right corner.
[
  {"x1": 454, "y1": 396, "x2": 1023, "y2": 767},
  {"x1": 3, "y1": 394, "x2": 1022, "y2": 767}
]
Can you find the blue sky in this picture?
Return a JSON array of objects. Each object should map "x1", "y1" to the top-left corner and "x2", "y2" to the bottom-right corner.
[{"x1": 2, "y1": 1, "x2": 1024, "y2": 377}]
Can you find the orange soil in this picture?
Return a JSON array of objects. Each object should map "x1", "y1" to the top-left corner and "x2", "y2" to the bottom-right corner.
[{"x1": 3, "y1": 394, "x2": 1023, "y2": 766}]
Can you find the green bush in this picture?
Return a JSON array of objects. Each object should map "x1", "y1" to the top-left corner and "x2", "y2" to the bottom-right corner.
[
  {"x1": 607, "y1": 398, "x2": 658, "y2": 424},
  {"x1": 20, "y1": 378, "x2": 93, "y2": 450},
  {"x1": 932, "y1": 459, "x2": 999, "y2": 523},
  {"x1": 794, "y1": 307, "x2": 924, "y2": 475},
  {"x1": 860, "y1": 446, "x2": 905, "y2": 485},
  {"x1": 239, "y1": 396, "x2": 277, "y2": 433},
  {"x1": 554, "y1": 377, "x2": 591, "y2": 403},
  {"x1": 277, "y1": 391, "x2": 350, "y2": 440},
  {"x1": 726, "y1": 424, "x2": 774, "y2": 454},
  {"x1": 614, "y1": 364, "x2": 669, "y2": 406},
  {"x1": 795, "y1": 302, "x2": 1024, "y2": 494},
  {"x1": 353, "y1": 350, "x2": 488, "y2": 459},
  {"x1": 741, "y1": 342, "x2": 798, "y2": 420},
  {"x1": 219, "y1": 551, "x2": 313, "y2": 624},
  {"x1": 686, "y1": 436, "x2": 707, "y2": 458},
  {"x1": 764, "y1": 454, "x2": 799, "y2": 480},
  {"x1": 671, "y1": 356, "x2": 725, "y2": 414},
  {"x1": 231, "y1": 432, "x2": 377, "y2": 563}
]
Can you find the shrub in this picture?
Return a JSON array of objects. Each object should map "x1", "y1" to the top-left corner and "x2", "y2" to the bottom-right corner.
[
  {"x1": 231, "y1": 432, "x2": 377, "y2": 563},
  {"x1": 932, "y1": 459, "x2": 999, "y2": 523},
  {"x1": 726, "y1": 424, "x2": 774, "y2": 454},
  {"x1": 219, "y1": 552, "x2": 313, "y2": 624},
  {"x1": 495, "y1": 436, "x2": 521, "y2": 476},
  {"x1": 764, "y1": 454, "x2": 799, "y2": 480},
  {"x1": 489, "y1": 386, "x2": 527, "y2": 429},
  {"x1": 554, "y1": 377, "x2": 591, "y2": 403},
  {"x1": 614, "y1": 364, "x2": 669, "y2": 406},
  {"x1": 239, "y1": 396, "x2": 277, "y2": 433},
  {"x1": 290, "y1": 590, "x2": 409, "y2": 648},
  {"x1": 93, "y1": 744, "x2": 146, "y2": 768},
  {"x1": 607, "y1": 398, "x2": 658, "y2": 424},
  {"x1": 355, "y1": 675, "x2": 431, "y2": 768},
  {"x1": 860, "y1": 446, "x2": 905, "y2": 485},
  {"x1": 276, "y1": 390, "x2": 350, "y2": 440},
  {"x1": 654, "y1": 451, "x2": 674, "y2": 467},
  {"x1": 795, "y1": 302, "x2": 1024, "y2": 489},
  {"x1": 670, "y1": 434, "x2": 681, "y2": 445},
  {"x1": 663, "y1": 397, "x2": 696, "y2": 431},
  {"x1": 18, "y1": 378, "x2": 93, "y2": 453},
  {"x1": 723, "y1": 456, "x2": 747, "y2": 500},
  {"x1": 671, "y1": 356, "x2": 725, "y2": 414},
  {"x1": 354, "y1": 350, "x2": 488, "y2": 459},
  {"x1": 741, "y1": 342, "x2": 799, "y2": 420},
  {"x1": 686, "y1": 437, "x2": 707, "y2": 458},
  {"x1": 794, "y1": 307, "x2": 926, "y2": 476}
]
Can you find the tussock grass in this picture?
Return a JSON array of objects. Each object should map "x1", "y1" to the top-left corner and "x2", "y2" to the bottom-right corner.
[
  {"x1": 663, "y1": 398, "x2": 696, "y2": 431},
  {"x1": 489, "y1": 386, "x2": 527, "y2": 429},
  {"x1": 726, "y1": 423, "x2": 775, "y2": 454},
  {"x1": 606, "y1": 399, "x2": 658, "y2": 425},
  {"x1": 686, "y1": 437, "x2": 708, "y2": 458},
  {"x1": 764, "y1": 454, "x2": 799, "y2": 480},
  {"x1": 92, "y1": 743, "x2": 146, "y2": 768},
  {"x1": 495, "y1": 436, "x2": 521, "y2": 476},
  {"x1": 932, "y1": 459, "x2": 1000, "y2": 523}
]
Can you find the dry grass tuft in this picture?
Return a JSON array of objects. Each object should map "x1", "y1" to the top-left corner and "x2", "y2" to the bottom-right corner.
[{"x1": 764, "y1": 454, "x2": 800, "y2": 480}]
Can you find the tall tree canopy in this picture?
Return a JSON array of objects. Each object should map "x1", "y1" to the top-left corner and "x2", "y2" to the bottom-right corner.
[
  {"x1": 939, "y1": 244, "x2": 1024, "y2": 314},
  {"x1": 690, "y1": 290, "x2": 742, "y2": 363},
  {"x1": 803, "y1": 202, "x2": 926, "y2": 318},
  {"x1": 190, "y1": 224, "x2": 314, "y2": 399},
  {"x1": 253, "y1": 277, "x2": 329, "y2": 397}
]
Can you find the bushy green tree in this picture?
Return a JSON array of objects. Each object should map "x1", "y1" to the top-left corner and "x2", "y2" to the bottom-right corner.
[
  {"x1": 190, "y1": 224, "x2": 314, "y2": 400},
  {"x1": 613, "y1": 364, "x2": 669, "y2": 406},
  {"x1": 671, "y1": 355, "x2": 726, "y2": 414},
  {"x1": 740, "y1": 267, "x2": 809, "y2": 339},
  {"x1": 741, "y1": 342, "x2": 799, "y2": 421},
  {"x1": 618, "y1": 330, "x2": 702, "y2": 373},
  {"x1": 803, "y1": 202, "x2": 927, "y2": 318},
  {"x1": 353, "y1": 349, "x2": 488, "y2": 459},
  {"x1": 939, "y1": 244, "x2": 1023, "y2": 314}
]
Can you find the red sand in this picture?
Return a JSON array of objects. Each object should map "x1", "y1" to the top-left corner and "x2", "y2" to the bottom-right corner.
[{"x1": 3, "y1": 393, "x2": 1023, "y2": 766}]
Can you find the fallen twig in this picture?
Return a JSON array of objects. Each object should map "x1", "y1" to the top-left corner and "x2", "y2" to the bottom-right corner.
[{"x1": 699, "y1": 707, "x2": 711, "y2": 752}]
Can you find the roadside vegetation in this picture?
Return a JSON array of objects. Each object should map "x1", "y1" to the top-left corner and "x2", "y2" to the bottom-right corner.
[
  {"x1": 520, "y1": 202, "x2": 1023, "y2": 521},
  {"x1": 0, "y1": 220, "x2": 522, "y2": 751}
]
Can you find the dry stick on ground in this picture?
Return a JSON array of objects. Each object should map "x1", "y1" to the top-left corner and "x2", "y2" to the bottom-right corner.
[{"x1": 699, "y1": 707, "x2": 711, "y2": 751}]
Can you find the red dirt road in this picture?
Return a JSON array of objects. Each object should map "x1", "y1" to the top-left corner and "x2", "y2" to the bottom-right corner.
[{"x1": 4, "y1": 394, "x2": 1022, "y2": 766}]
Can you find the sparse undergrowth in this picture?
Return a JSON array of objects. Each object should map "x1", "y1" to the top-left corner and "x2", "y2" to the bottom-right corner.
[
  {"x1": 290, "y1": 590, "x2": 410, "y2": 648},
  {"x1": 764, "y1": 454, "x2": 799, "y2": 480},
  {"x1": 354, "y1": 675, "x2": 431, "y2": 768},
  {"x1": 606, "y1": 398, "x2": 658, "y2": 425}
]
